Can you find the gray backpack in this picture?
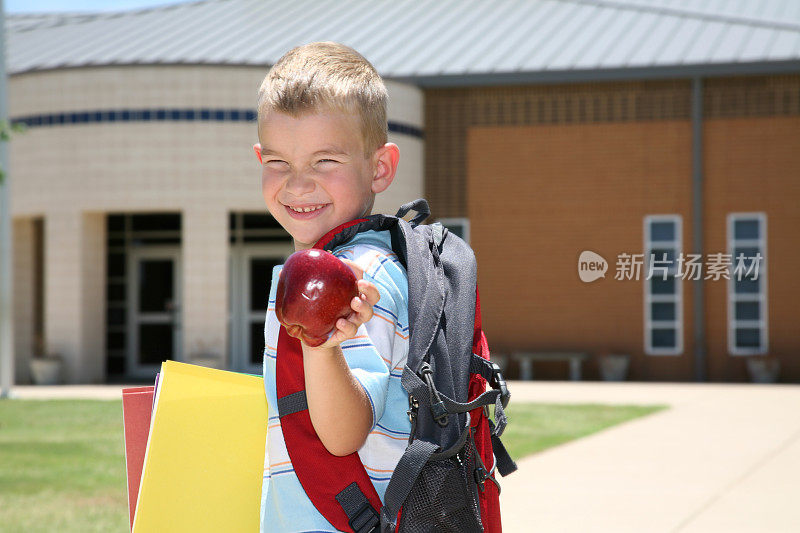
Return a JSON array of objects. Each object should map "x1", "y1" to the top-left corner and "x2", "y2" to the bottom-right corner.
[{"x1": 317, "y1": 199, "x2": 516, "y2": 532}]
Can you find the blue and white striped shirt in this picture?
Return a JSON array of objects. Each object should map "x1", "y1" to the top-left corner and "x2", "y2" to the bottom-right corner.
[{"x1": 260, "y1": 230, "x2": 411, "y2": 532}]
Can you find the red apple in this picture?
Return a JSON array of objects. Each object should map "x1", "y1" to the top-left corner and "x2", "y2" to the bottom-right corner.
[{"x1": 275, "y1": 249, "x2": 359, "y2": 347}]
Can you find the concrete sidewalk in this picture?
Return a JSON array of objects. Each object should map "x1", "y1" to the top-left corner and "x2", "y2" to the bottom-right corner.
[
  {"x1": 8, "y1": 381, "x2": 800, "y2": 532},
  {"x1": 501, "y1": 381, "x2": 800, "y2": 533},
  {"x1": 9, "y1": 384, "x2": 133, "y2": 400}
]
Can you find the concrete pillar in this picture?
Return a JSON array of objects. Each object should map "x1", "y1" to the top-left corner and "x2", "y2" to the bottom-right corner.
[
  {"x1": 182, "y1": 207, "x2": 228, "y2": 367},
  {"x1": 376, "y1": 80, "x2": 424, "y2": 215},
  {"x1": 44, "y1": 211, "x2": 106, "y2": 383},
  {"x1": 12, "y1": 217, "x2": 34, "y2": 384},
  {"x1": 82, "y1": 212, "x2": 106, "y2": 382}
]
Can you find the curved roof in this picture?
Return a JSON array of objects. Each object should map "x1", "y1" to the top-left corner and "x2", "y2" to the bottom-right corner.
[{"x1": 7, "y1": 0, "x2": 800, "y2": 85}]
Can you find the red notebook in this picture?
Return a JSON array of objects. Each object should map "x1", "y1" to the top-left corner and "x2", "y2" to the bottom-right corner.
[{"x1": 122, "y1": 386, "x2": 155, "y2": 531}]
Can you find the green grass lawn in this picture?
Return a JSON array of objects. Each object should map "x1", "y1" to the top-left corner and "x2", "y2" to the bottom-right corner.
[
  {"x1": 0, "y1": 399, "x2": 666, "y2": 532},
  {"x1": 500, "y1": 402, "x2": 667, "y2": 460},
  {"x1": 0, "y1": 400, "x2": 129, "y2": 532}
]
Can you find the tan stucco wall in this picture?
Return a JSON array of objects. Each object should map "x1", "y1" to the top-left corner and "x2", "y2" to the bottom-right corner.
[
  {"x1": 9, "y1": 66, "x2": 423, "y2": 216},
  {"x1": 8, "y1": 65, "x2": 423, "y2": 382}
]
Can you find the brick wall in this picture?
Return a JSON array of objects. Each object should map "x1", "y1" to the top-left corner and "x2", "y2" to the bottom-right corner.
[
  {"x1": 430, "y1": 74, "x2": 800, "y2": 381},
  {"x1": 426, "y1": 80, "x2": 692, "y2": 220},
  {"x1": 467, "y1": 121, "x2": 694, "y2": 381},
  {"x1": 704, "y1": 116, "x2": 800, "y2": 382}
]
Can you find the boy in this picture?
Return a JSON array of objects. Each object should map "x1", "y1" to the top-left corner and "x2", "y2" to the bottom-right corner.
[{"x1": 253, "y1": 42, "x2": 411, "y2": 531}]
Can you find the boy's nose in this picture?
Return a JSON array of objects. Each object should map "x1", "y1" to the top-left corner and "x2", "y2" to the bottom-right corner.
[{"x1": 284, "y1": 170, "x2": 315, "y2": 196}]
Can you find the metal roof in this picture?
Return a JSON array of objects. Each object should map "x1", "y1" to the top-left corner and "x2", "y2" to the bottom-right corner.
[{"x1": 7, "y1": 0, "x2": 800, "y2": 85}]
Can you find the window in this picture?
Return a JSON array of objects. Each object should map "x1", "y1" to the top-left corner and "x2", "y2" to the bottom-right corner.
[
  {"x1": 728, "y1": 213, "x2": 767, "y2": 355},
  {"x1": 644, "y1": 215, "x2": 682, "y2": 355},
  {"x1": 229, "y1": 212, "x2": 290, "y2": 244},
  {"x1": 437, "y1": 218, "x2": 470, "y2": 245}
]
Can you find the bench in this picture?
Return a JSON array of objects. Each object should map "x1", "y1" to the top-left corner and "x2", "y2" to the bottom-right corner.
[{"x1": 512, "y1": 352, "x2": 589, "y2": 381}]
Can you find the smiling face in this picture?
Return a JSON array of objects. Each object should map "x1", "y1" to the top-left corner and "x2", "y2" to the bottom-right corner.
[{"x1": 257, "y1": 109, "x2": 380, "y2": 250}]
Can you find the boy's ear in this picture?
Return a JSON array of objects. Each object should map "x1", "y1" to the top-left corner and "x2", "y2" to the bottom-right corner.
[
  {"x1": 253, "y1": 143, "x2": 263, "y2": 165},
  {"x1": 371, "y1": 142, "x2": 400, "y2": 194}
]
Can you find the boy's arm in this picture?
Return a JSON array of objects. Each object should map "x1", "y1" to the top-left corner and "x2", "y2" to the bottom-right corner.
[{"x1": 302, "y1": 274, "x2": 381, "y2": 457}]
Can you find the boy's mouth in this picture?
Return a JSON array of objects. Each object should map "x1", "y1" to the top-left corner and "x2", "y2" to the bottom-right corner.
[{"x1": 285, "y1": 203, "x2": 329, "y2": 219}]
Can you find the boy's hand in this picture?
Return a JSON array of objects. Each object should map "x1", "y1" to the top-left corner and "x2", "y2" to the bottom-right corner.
[
  {"x1": 310, "y1": 259, "x2": 380, "y2": 349},
  {"x1": 301, "y1": 258, "x2": 381, "y2": 455}
]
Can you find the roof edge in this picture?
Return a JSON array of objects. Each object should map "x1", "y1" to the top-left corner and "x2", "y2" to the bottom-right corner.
[
  {"x1": 8, "y1": 61, "x2": 273, "y2": 77},
  {"x1": 561, "y1": 0, "x2": 800, "y2": 32},
  {"x1": 401, "y1": 61, "x2": 800, "y2": 88},
  {"x1": 9, "y1": 60, "x2": 800, "y2": 86}
]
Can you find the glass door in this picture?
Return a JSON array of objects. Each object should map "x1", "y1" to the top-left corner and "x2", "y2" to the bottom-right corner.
[
  {"x1": 127, "y1": 247, "x2": 181, "y2": 379},
  {"x1": 229, "y1": 244, "x2": 292, "y2": 374}
]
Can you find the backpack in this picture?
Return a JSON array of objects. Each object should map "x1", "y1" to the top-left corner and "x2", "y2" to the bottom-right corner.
[{"x1": 275, "y1": 199, "x2": 517, "y2": 532}]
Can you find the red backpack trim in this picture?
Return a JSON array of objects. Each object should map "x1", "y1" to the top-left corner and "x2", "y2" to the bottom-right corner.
[
  {"x1": 315, "y1": 219, "x2": 369, "y2": 249},
  {"x1": 469, "y1": 289, "x2": 503, "y2": 532}
]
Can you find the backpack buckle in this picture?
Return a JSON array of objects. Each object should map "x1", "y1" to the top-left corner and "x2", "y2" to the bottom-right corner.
[
  {"x1": 431, "y1": 399, "x2": 450, "y2": 427},
  {"x1": 489, "y1": 362, "x2": 510, "y2": 409},
  {"x1": 421, "y1": 362, "x2": 450, "y2": 427},
  {"x1": 474, "y1": 466, "x2": 488, "y2": 493},
  {"x1": 349, "y1": 501, "x2": 380, "y2": 533},
  {"x1": 407, "y1": 395, "x2": 419, "y2": 423},
  {"x1": 336, "y1": 482, "x2": 380, "y2": 533}
]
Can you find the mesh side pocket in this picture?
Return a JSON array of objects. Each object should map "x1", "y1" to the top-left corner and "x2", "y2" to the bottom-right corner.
[{"x1": 399, "y1": 434, "x2": 483, "y2": 533}]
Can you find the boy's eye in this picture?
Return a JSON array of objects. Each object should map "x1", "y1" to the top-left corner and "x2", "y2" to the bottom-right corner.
[
  {"x1": 265, "y1": 160, "x2": 289, "y2": 168},
  {"x1": 317, "y1": 159, "x2": 339, "y2": 165}
]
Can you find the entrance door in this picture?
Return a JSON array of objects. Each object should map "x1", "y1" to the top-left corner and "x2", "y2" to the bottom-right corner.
[
  {"x1": 230, "y1": 244, "x2": 292, "y2": 374},
  {"x1": 127, "y1": 247, "x2": 181, "y2": 379}
]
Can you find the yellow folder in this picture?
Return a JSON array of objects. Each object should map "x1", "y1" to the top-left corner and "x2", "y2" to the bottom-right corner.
[{"x1": 132, "y1": 361, "x2": 267, "y2": 532}]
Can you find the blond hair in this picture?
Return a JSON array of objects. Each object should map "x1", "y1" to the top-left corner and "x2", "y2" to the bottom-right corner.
[{"x1": 257, "y1": 42, "x2": 388, "y2": 156}]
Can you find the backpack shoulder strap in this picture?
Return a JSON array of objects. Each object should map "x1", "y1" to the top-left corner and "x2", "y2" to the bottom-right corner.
[
  {"x1": 319, "y1": 199, "x2": 431, "y2": 256},
  {"x1": 276, "y1": 328, "x2": 382, "y2": 532}
]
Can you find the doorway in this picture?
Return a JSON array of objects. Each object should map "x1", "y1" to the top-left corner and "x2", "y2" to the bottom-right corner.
[
  {"x1": 229, "y1": 243, "x2": 292, "y2": 374},
  {"x1": 127, "y1": 247, "x2": 182, "y2": 378}
]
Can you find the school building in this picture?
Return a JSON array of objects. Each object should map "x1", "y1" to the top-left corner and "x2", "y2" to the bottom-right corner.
[{"x1": 5, "y1": 0, "x2": 800, "y2": 384}]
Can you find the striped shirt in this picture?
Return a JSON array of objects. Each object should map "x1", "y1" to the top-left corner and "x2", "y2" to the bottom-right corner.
[{"x1": 260, "y1": 230, "x2": 411, "y2": 532}]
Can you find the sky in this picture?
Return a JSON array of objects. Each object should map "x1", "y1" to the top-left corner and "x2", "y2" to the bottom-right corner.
[{"x1": 5, "y1": 0, "x2": 196, "y2": 13}]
